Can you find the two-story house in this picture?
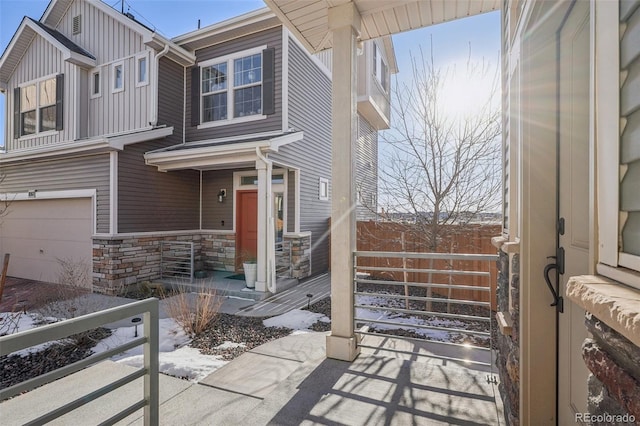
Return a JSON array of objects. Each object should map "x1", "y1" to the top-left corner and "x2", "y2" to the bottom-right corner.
[{"x1": 0, "y1": 0, "x2": 396, "y2": 295}]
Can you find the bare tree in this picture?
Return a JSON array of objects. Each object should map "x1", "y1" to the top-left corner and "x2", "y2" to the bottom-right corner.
[{"x1": 379, "y1": 45, "x2": 501, "y2": 252}]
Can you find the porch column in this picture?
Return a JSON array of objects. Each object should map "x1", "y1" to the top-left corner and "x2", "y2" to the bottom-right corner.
[
  {"x1": 255, "y1": 158, "x2": 271, "y2": 292},
  {"x1": 326, "y1": 2, "x2": 361, "y2": 361}
]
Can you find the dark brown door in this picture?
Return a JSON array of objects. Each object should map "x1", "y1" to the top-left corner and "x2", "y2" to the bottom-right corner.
[{"x1": 236, "y1": 190, "x2": 258, "y2": 270}]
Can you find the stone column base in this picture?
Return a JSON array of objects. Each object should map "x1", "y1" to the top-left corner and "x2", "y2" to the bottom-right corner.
[{"x1": 326, "y1": 334, "x2": 360, "y2": 361}]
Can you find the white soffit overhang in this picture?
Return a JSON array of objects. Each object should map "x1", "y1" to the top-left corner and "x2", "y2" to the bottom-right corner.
[
  {"x1": 144, "y1": 131, "x2": 304, "y2": 172},
  {"x1": 264, "y1": 0, "x2": 501, "y2": 53}
]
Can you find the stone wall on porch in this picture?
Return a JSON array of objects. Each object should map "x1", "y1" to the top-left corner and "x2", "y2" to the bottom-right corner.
[
  {"x1": 567, "y1": 276, "x2": 640, "y2": 424},
  {"x1": 493, "y1": 239, "x2": 520, "y2": 426},
  {"x1": 92, "y1": 231, "x2": 235, "y2": 293},
  {"x1": 284, "y1": 232, "x2": 312, "y2": 278}
]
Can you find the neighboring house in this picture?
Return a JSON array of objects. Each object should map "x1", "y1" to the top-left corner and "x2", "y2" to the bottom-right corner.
[
  {"x1": 0, "y1": 0, "x2": 396, "y2": 294},
  {"x1": 266, "y1": 0, "x2": 640, "y2": 425}
]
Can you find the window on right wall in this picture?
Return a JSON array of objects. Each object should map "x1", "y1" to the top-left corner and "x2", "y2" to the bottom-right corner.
[{"x1": 319, "y1": 178, "x2": 329, "y2": 201}]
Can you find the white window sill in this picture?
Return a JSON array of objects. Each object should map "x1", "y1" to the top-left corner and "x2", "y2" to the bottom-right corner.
[
  {"x1": 18, "y1": 130, "x2": 58, "y2": 141},
  {"x1": 197, "y1": 114, "x2": 266, "y2": 130},
  {"x1": 566, "y1": 274, "x2": 640, "y2": 349}
]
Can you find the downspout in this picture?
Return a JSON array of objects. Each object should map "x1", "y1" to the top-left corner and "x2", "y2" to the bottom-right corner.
[
  {"x1": 149, "y1": 43, "x2": 170, "y2": 127},
  {"x1": 256, "y1": 147, "x2": 276, "y2": 293}
]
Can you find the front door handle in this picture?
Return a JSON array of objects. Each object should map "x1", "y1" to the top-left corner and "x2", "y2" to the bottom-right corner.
[{"x1": 544, "y1": 257, "x2": 564, "y2": 313}]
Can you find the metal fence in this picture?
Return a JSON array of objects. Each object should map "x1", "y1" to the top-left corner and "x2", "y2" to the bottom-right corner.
[
  {"x1": 160, "y1": 241, "x2": 194, "y2": 283},
  {"x1": 0, "y1": 298, "x2": 160, "y2": 425},
  {"x1": 353, "y1": 251, "x2": 498, "y2": 367}
]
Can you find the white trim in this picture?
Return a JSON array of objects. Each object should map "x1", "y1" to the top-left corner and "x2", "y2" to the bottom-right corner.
[
  {"x1": 92, "y1": 229, "x2": 234, "y2": 239},
  {"x1": 282, "y1": 27, "x2": 290, "y2": 131},
  {"x1": 197, "y1": 114, "x2": 266, "y2": 129},
  {"x1": 136, "y1": 52, "x2": 150, "y2": 87},
  {"x1": 90, "y1": 68, "x2": 102, "y2": 99},
  {"x1": 1, "y1": 189, "x2": 97, "y2": 234},
  {"x1": 183, "y1": 67, "x2": 187, "y2": 143},
  {"x1": 295, "y1": 169, "x2": 301, "y2": 232},
  {"x1": 172, "y1": 8, "x2": 274, "y2": 45},
  {"x1": 318, "y1": 177, "x2": 329, "y2": 201},
  {"x1": 596, "y1": 263, "x2": 640, "y2": 291},
  {"x1": 199, "y1": 45, "x2": 267, "y2": 127},
  {"x1": 112, "y1": 61, "x2": 125, "y2": 94},
  {"x1": 199, "y1": 171, "x2": 203, "y2": 230},
  {"x1": 594, "y1": 1, "x2": 620, "y2": 268},
  {"x1": 109, "y1": 151, "x2": 118, "y2": 234}
]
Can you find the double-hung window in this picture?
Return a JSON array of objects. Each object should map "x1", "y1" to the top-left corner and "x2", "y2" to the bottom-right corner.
[
  {"x1": 195, "y1": 46, "x2": 274, "y2": 127},
  {"x1": 373, "y1": 43, "x2": 389, "y2": 92},
  {"x1": 15, "y1": 74, "x2": 63, "y2": 138}
]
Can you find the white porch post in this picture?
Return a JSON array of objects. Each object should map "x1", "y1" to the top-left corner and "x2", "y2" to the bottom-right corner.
[
  {"x1": 326, "y1": 2, "x2": 361, "y2": 361},
  {"x1": 255, "y1": 158, "x2": 271, "y2": 292}
]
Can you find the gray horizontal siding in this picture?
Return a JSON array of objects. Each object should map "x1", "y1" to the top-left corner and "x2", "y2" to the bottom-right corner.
[
  {"x1": 0, "y1": 154, "x2": 110, "y2": 233},
  {"x1": 270, "y1": 37, "x2": 332, "y2": 275},
  {"x1": 118, "y1": 141, "x2": 199, "y2": 232},
  {"x1": 157, "y1": 57, "x2": 185, "y2": 145},
  {"x1": 621, "y1": 0, "x2": 640, "y2": 256},
  {"x1": 185, "y1": 26, "x2": 283, "y2": 142},
  {"x1": 202, "y1": 170, "x2": 235, "y2": 230},
  {"x1": 356, "y1": 116, "x2": 378, "y2": 220}
]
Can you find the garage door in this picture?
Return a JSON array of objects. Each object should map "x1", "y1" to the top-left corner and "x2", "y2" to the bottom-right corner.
[{"x1": 0, "y1": 198, "x2": 92, "y2": 284}]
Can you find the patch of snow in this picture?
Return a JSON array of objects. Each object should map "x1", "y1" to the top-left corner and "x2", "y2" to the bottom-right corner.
[
  {"x1": 215, "y1": 341, "x2": 246, "y2": 350},
  {"x1": 263, "y1": 309, "x2": 329, "y2": 330}
]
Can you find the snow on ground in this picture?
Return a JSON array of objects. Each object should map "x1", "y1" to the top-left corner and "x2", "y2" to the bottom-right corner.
[{"x1": 263, "y1": 309, "x2": 329, "y2": 330}]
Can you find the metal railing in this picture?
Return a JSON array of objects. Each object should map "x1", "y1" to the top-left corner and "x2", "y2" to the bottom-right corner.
[
  {"x1": 0, "y1": 298, "x2": 159, "y2": 425},
  {"x1": 275, "y1": 240, "x2": 292, "y2": 277},
  {"x1": 160, "y1": 240, "x2": 194, "y2": 283},
  {"x1": 353, "y1": 251, "x2": 497, "y2": 367}
]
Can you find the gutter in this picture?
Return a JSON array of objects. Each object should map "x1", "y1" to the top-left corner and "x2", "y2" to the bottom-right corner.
[
  {"x1": 256, "y1": 146, "x2": 277, "y2": 294},
  {"x1": 149, "y1": 44, "x2": 170, "y2": 127}
]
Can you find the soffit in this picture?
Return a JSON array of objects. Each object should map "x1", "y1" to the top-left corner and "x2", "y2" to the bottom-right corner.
[{"x1": 264, "y1": 0, "x2": 501, "y2": 53}]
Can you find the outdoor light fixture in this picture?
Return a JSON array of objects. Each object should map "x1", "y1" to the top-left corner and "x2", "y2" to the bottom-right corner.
[{"x1": 218, "y1": 189, "x2": 227, "y2": 203}]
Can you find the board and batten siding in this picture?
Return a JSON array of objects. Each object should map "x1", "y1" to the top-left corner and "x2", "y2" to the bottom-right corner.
[
  {"x1": 202, "y1": 170, "x2": 235, "y2": 231},
  {"x1": 270, "y1": 37, "x2": 332, "y2": 275},
  {"x1": 118, "y1": 141, "x2": 199, "y2": 233},
  {"x1": 356, "y1": 116, "x2": 378, "y2": 220},
  {"x1": 58, "y1": 0, "x2": 151, "y2": 137},
  {"x1": 620, "y1": 0, "x2": 640, "y2": 256},
  {"x1": 0, "y1": 154, "x2": 110, "y2": 233},
  {"x1": 6, "y1": 36, "x2": 77, "y2": 151},
  {"x1": 157, "y1": 57, "x2": 185, "y2": 145},
  {"x1": 185, "y1": 26, "x2": 283, "y2": 142}
]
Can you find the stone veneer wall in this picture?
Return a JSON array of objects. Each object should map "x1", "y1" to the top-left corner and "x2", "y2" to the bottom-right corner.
[
  {"x1": 92, "y1": 231, "x2": 235, "y2": 293},
  {"x1": 495, "y1": 250, "x2": 520, "y2": 426},
  {"x1": 284, "y1": 233, "x2": 312, "y2": 278},
  {"x1": 582, "y1": 314, "x2": 640, "y2": 423}
]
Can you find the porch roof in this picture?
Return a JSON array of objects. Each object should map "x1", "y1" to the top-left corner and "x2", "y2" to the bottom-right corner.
[
  {"x1": 263, "y1": 0, "x2": 501, "y2": 53},
  {"x1": 144, "y1": 131, "x2": 304, "y2": 172}
]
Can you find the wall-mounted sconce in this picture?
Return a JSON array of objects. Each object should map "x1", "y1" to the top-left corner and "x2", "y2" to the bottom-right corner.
[{"x1": 217, "y1": 189, "x2": 227, "y2": 203}]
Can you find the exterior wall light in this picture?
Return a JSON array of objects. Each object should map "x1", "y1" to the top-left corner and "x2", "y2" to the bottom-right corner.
[{"x1": 218, "y1": 189, "x2": 227, "y2": 203}]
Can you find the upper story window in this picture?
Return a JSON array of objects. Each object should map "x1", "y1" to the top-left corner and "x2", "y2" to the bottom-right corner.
[
  {"x1": 14, "y1": 74, "x2": 63, "y2": 138},
  {"x1": 112, "y1": 62, "x2": 124, "y2": 93},
  {"x1": 373, "y1": 43, "x2": 389, "y2": 92},
  {"x1": 91, "y1": 69, "x2": 101, "y2": 98},
  {"x1": 136, "y1": 54, "x2": 148, "y2": 87},
  {"x1": 192, "y1": 46, "x2": 275, "y2": 128}
]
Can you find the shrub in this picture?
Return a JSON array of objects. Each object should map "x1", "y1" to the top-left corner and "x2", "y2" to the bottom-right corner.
[{"x1": 162, "y1": 284, "x2": 223, "y2": 336}]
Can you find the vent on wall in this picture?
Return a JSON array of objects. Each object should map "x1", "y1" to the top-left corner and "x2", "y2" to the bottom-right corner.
[{"x1": 72, "y1": 15, "x2": 81, "y2": 35}]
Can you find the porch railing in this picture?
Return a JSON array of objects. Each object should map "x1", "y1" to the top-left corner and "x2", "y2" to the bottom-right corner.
[
  {"x1": 0, "y1": 298, "x2": 159, "y2": 425},
  {"x1": 353, "y1": 251, "x2": 498, "y2": 367},
  {"x1": 160, "y1": 240, "x2": 194, "y2": 283},
  {"x1": 275, "y1": 240, "x2": 292, "y2": 277}
]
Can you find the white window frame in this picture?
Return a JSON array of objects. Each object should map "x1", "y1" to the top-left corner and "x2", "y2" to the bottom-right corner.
[
  {"x1": 112, "y1": 61, "x2": 124, "y2": 93},
  {"x1": 232, "y1": 169, "x2": 288, "y2": 233},
  {"x1": 594, "y1": 3, "x2": 640, "y2": 290},
  {"x1": 17, "y1": 73, "x2": 59, "y2": 139},
  {"x1": 373, "y1": 42, "x2": 389, "y2": 93},
  {"x1": 319, "y1": 178, "x2": 329, "y2": 201},
  {"x1": 197, "y1": 45, "x2": 267, "y2": 129},
  {"x1": 136, "y1": 53, "x2": 149, "y2": 87},
  {"x1": 90, "y1": 69, "x2": 101, "y2": 99}
]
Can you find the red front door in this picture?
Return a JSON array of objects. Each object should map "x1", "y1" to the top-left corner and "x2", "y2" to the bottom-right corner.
[{"x1": 236, "y1": 190, "x2": 258, "y2": 271}]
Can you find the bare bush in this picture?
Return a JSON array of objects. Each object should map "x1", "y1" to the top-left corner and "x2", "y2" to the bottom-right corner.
[
  {"x1": 0, "y1": 311, "x2": 24, "y2": 336},
  {"x1": 162, "y1": 284, "x2": 223, "y2": 336}
]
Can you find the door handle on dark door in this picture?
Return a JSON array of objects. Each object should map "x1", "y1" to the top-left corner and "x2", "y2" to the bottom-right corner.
[{"x1": 544, "y1": 256, "x2": 564, "y2": 313}]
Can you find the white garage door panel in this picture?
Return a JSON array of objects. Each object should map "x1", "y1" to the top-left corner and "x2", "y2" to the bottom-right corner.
[{"x1": 0, "y1": 198, "x2": 92, "y2": 284}]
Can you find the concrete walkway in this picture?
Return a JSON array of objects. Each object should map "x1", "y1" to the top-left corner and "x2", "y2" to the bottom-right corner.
[{"x1": 1, "y1": 331, "x2": 503, "y2": 425}]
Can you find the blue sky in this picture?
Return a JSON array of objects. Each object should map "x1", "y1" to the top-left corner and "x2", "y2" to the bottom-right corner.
[{"x1": 0, "y1": 0, "x2": 500, "y2": 146}]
